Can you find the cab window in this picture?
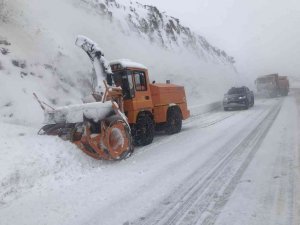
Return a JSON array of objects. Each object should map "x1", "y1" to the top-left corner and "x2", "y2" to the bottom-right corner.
[
  {"x1": 133, "y1": 71, "x2": 147, "y2": 91},
  {"x1": 112, "y1": 71, "x2": 135, "y2": 99}
]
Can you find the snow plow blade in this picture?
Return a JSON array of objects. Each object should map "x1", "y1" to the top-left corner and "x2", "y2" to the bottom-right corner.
[
  {"x1": 37, "y1": 35, "x2": 134, "y2": 160},
  {"x1": 37, "y1": 93, "x2": 134, "y2": 161},
  {"x1": 39, "y1": 114, "x2": 133, "y2": 160}
]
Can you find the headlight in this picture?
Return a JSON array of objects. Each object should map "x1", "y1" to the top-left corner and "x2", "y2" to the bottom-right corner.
[{"x1": 238, "y1": 96, "x2": 246, "y2": 99}]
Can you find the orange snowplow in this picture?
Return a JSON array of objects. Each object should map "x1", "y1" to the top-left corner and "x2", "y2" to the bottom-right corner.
[{"x1": 38, "y1": 36, "x2": 189, "y2": 160}]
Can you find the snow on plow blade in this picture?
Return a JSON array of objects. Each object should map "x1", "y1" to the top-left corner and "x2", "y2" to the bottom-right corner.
[
  {"x1": 75, "y1": 115, "x2": 132, "y2": 160},
  {"x1": 39, "y1": 105, "x2": 133, "y2": 160},
  {"x1": 37, "y1": 35, "x2": 134, "y2": 160}
]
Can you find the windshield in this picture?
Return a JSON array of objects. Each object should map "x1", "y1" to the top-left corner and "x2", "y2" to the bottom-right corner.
[
  {"x1": 256, "y1": 77, "x2": 274, "y2": 84},
  {"x1": 110, "y1": 70, "x2": 134, "y2": 99},
  {"x1": 228, "y1": 87, "x2": 244, "y2": 94}
]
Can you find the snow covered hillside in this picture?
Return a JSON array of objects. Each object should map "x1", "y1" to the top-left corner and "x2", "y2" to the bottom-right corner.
[{"x1": 0, "y1": 0, "x2": 241, "y2": 126}]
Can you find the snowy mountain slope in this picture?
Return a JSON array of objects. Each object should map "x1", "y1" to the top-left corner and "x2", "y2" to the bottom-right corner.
[
  {"x1": 77, "y1": 0, "x2": 235, "y2": 64},
  {"x1": 0, "y1": 0, "x2": 240, "y2": 127}
]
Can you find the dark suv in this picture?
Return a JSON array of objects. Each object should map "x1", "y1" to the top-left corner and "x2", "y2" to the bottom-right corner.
[{"x1": 223, "y1": 86, "x2": 254, "y2": 111}]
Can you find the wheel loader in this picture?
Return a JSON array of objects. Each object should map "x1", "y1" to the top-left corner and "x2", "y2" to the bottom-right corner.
[{"x1": 38, "y1": 36, "x2": 190, "y2": 160}]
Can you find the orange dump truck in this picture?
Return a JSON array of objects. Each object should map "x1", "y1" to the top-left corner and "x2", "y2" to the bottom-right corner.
[
  {"x1": 255, "y1": 74, "x2": 289, "y2": 97},
  {"x1": 110, "y1": 60, "x2": 190, "y2": 146}
]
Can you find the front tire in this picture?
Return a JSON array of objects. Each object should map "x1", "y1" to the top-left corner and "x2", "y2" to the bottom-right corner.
[
  {"x1": 250, "y1": 97, "x2": 254, "y2": 107},
  {"x1": 132, "y1": 113, "x2": 154, "y2": 146},
  {"x1": 244, "y1": 100, "x2": 249, "y2": 110}
]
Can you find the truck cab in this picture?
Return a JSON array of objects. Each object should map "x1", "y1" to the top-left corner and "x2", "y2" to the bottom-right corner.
[{"x1": 109, "y1": 60, "x2": 154, "y2": 123}]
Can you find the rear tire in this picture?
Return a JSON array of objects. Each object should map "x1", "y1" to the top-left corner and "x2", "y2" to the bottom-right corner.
[
  {"x1": 244, "y1": 100, "x2": 249, "y2": 110},
  {"x1": 165, "y1": 107, "x2": 182, "y2": 134},
  {"x1": 132, "y1": 113, "x2": 154, "y2": 146},
  {"x1": 251, "y1": 97, "x2": 254, "y2": 107}
]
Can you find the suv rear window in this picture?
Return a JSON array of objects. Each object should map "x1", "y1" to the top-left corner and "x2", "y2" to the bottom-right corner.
[{"x1": 228, "y1": 87, "x2": 245, "y2": 94}]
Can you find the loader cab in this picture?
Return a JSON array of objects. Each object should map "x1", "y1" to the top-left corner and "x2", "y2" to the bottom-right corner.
[
  {"x1": 109, "y1": 60, "x2": 154, "y2": 123},
  {"x1": 109, "y1": 61, "x2": 150, "y2": 99},
  {"x1": 108, "y1": 69, "x2": 135, "y2": 100}
]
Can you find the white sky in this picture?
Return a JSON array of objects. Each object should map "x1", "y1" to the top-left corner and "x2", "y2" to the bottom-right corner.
[{"x1": 137, "y1": 0, "x2": 300, "y2": 78}]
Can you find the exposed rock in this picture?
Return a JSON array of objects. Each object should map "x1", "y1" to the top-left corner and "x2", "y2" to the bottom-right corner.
[
  {"x1": 0, "y1": 47, "x2": 10, "y2": 55},
  {"x1": 79, "y1": 0, "x2": 235, "y2": 65},
  {"x1": 11, "y1": 59, "x2": 26, "y2": 69},
  {"x1": 0, "y1": 39, "x2": 11, "y2": 46}
]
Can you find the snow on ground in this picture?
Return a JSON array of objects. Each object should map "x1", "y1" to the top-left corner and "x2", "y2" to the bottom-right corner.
[
  {"x1": 290, "y1": 76, "x2": 300, "y2": 89},
  {"x1": 0, "y1": 94, "x2": 298, "y2": 225},
  {"x1": 215, "y1": 94, "x2": 299, "y2": 225}
]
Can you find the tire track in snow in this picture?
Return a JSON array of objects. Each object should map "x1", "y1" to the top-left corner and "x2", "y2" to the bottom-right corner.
[
  {"x1": 133, "y1": 110, "x2": 238, "y2": 158},
  {"x1": 198, "y1": 101, "x2": 283, "y2": 225},
  {"x1": 133, "y1": 99, "x2": 274, "y2": 164},
  {"x1": 256, "y1": 95, "x2": 296, "y2": 225},
  {"x1": 293, "y1": 88, "x2": 300, "y2": 225},
  {"x1": 188, "y1": 99, "x2": 267, "y2": 128},
  {"x1": 186, "y1": 111, "x2": 237, "y2": 128},
  {"x1": 131, "y1": 99, "x2": 283, "y2": 225}
]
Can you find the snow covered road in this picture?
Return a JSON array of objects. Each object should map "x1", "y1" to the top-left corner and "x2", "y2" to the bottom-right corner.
[{"x1": 0, "y1": 92, "x2": 299, "y2": 225}]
